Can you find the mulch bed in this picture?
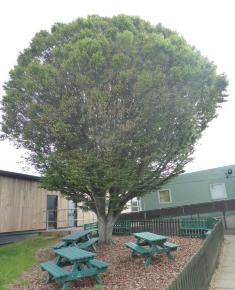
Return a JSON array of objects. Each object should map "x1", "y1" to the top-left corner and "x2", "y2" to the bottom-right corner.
[{"x1": 11, "y1": 236, "x2": 203, "y2": 290}]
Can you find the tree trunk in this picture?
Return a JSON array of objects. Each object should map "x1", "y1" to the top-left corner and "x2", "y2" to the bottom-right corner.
[{"x1": 97, "y1": 213, "x2": 119, "y2": 244}]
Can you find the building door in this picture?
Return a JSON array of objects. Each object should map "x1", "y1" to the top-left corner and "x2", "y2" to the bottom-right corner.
[
  {"x1": 68, "y1": 200, "x2": 77, "y2": 228},
  {"x1": 47, "y1": 195, "x2": 58, "y2": 229}
]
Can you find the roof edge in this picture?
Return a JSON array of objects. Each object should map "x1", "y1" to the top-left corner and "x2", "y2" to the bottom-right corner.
[
  {"x1": 183, "y1": 163, "x2": 235, "y2": 176},
  {"x1": 0, "y1": 170, "x2": 41, "y2": 181}
]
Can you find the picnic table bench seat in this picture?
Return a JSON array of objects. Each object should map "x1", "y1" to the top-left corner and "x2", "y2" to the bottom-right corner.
[
  {"x1": 53, "y1": 241, "x2": 66, "y2": 250},
  {"x1": 89, "y1": 258, "x2": 109, "y2": 271},
  {"x1": 125, "y1": 242, "x2": 151, "y2": 255},
  {"x1": 41, "y1": 261, "x2": 107, "y2": 289},
  {"x1": 78, "y1": 237, "x2": 99, "y2": 251},
  {"x1": 75, "y1": 268, "x2": 97, "y2": 278},
  {"x1": 163, "y1": 242, "x2": 178, "y2": 251},
  {"x1": 40, "y1": 261, "x2": 69, "y2": 279}
]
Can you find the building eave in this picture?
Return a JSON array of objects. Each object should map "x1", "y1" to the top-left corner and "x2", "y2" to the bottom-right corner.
[{"x1": 0, "y1": 169, "x2": 41, "y2": 181}]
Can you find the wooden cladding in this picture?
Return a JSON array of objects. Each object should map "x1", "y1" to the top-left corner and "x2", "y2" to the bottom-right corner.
[{"x1": 0, "y1": 176, "x2": 68, "y2": 233}]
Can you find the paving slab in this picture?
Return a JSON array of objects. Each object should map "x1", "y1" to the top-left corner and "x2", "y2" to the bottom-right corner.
[
  {"x1": 212, "y1": 279, "x2": 235, "y2": 289},
  {"x1": 213, "y1": 288, "x2": 235, "y2": 290},
  {"x1": 209, "y1": 235, "x2": 235, "y2": 290}
]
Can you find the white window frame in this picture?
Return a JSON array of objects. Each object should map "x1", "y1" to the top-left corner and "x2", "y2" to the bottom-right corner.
[
  {"x1": 209, "y1": 183, "x2": 227, "y2": 200},
  {"x1": 158, "y1": 188, "x2": 172, "y2": 204},
  {"x1": 130, "y1": 197, "x2": 142, "y2": 212},
  {"x1": 122, "y1": 197, "x2": 142, "y2": 213}
]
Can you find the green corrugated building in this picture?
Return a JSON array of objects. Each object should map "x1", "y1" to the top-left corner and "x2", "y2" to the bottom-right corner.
[{"x1": 141, "y1": 164, "x2": 235, "y2": 211}]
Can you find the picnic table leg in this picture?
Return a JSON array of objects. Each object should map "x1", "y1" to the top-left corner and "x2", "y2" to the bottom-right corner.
[
  {"x1": 144, "y1": 243, "x2": 161, "y2": 267},
  {"x1": 55, "y1": 255, "x2": 70, "y2": 268},
  {"x1": 46, "y1": 273, "x2": 53, "y2": 283},
  {"x1": 86, "y1": 261, "x2": 103, "y2": 285},
  {"x1": 166, "y1": 250, "x2": 174, "y2": 260},
  {"x1": 55, "y1": 256, "x2": 61, "y2": 265},
  {"x1": 130, "y1": 249, "x2": 134, "y2": 257},
  {"x1": 62, "y1": 282, "x2": 71, "y2": 290},
  {"x1": 72, "y1": 261, "x2": 80, "y2": 272},
  {"x1": 95, "y1": 274, "x2": 102, "y2": 284},
  {"x1": 144, "y1": 255, "x2": 153, "y2": 268}
]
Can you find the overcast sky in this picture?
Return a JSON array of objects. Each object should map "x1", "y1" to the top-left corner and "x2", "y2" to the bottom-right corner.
[{"x1": 0, "y1": 0, "x2": 234, "y2": 175}]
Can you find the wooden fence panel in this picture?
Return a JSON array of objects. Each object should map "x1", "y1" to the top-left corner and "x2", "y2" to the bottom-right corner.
[
  {"x1": 166, "y1": 220, "x2": 224, "y2": 290},
  {"x1": 119, "y1": 199, "x2": 235, "y2": 224}
]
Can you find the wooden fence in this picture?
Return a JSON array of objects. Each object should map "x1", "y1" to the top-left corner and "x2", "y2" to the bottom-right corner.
[
  {"x1": 129, "y1": 219, "x2": 181, "y2": 235},
  {"x1": 166, "y1": 219, "x2": 224, "y2": 290},
  {"x1": 119, "y1": 218, "x2": 224, "y2": 289},
  {"x1": 123, "y1": 217, "x2": 217, "y2": 237}
]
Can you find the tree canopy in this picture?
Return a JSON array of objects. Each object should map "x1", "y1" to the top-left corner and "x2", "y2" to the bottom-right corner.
[{"x1": 1, "y1": 15, "x2": 227, "y2": 242}]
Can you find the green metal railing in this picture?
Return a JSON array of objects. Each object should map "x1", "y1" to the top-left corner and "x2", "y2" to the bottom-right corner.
[{"x1": 166, "y1": 219, "x2": 224, "y2": 290}]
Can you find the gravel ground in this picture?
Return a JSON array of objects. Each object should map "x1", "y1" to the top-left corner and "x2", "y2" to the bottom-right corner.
[{"x1": 11, "y1": 236, "x2": 203, "y2": 290}]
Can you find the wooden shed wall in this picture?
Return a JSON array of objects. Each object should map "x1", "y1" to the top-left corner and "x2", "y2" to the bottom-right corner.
[
  {"x1": 0, "y1": 176, "x2": 69, "y2": 233},
  {"x1": 77, "y1": 209, "x2": 97, "y2": 227}
]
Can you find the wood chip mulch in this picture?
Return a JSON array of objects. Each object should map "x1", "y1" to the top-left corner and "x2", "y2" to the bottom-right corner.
[{"x1": 11, "y1": 236, "x2": 203, "y2": 290}]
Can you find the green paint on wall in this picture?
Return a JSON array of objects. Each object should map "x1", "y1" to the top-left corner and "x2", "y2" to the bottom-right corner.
[{"x1": 141, "y1": 164, "x2": 235, "y2": 211}]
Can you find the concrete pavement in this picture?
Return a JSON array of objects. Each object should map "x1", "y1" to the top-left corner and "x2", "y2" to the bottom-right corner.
[{"x1": 209, "y1": 235, "x2": 235, "y2": 290}]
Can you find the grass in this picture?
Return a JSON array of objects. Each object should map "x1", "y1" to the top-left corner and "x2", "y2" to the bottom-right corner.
[
  {"x1": 0, "y1": 235, "x2": 58, "y2": 290},
  {"x1": 91, "y1": 286, "x2": 105, "y2": 290}
]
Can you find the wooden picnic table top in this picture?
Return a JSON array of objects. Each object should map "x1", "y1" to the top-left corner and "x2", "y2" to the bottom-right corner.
[
  {"x1": 62, "y1": 230, "x2": 92, "y2": 242},
  {"x1": 54, "y1": 246, "x2": 96, "y2": 262},
  {"x1": 133, "y1": 232, "x2": 167, "y2": 243}
]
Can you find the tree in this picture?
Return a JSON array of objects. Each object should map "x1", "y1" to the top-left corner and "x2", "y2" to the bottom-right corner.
[{"x1": 1, "y1": 15, "x2": 227, "y2": 243}]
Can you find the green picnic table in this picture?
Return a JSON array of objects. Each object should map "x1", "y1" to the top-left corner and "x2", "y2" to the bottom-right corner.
[
  {"x1": 53, "y1": 230, "x2": 98, "y2": 251},
  {"x1": 125, "y1": 231, "x2": 178, "y2": 267},
  {"x1": 40, "y1": 246, "x2": 108, "y2": 290}
]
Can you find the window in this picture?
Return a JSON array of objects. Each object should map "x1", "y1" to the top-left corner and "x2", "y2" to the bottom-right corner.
[
  {"x1": 158, "y1": 189, "x2": 172, "y2": 204},
  {"x1": 123, "y1": 197, "x2": 142, "y2": 212},
  {"x1": 47, "y1": 195, "x2": 58, "y2": 229},
  {"x1": 210, "y1": 183, "x2": 227, "y2": 200},
  {"x1": 131, "y1": 197, "x2": 142, "y2": 212}
]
